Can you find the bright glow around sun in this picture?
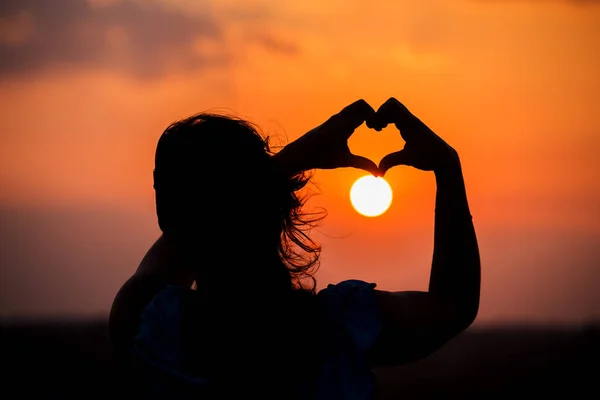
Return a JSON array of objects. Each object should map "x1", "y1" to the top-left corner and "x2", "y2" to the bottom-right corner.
[{"x1": 350, "y1": 175, "x2": 393, "y2": 217}]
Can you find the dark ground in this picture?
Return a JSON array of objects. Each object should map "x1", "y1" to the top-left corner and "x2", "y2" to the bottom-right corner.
[{"x1": 1, "y1": 320, "x2": 598, "y2": 399}]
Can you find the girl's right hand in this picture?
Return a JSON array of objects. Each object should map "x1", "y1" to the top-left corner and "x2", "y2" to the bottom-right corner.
[{"x1": 371, "y1": 98, "x2": 460, "y2": 175}]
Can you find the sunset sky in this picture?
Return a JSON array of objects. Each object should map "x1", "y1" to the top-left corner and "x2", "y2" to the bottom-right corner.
[{"x1": 0, "y1": 0, "x2": 598, "y2": 324}]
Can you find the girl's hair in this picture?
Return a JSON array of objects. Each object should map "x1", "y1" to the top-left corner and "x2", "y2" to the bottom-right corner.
[{"x1": 153, "y1": 112, "x2": 326, "y2": 293}]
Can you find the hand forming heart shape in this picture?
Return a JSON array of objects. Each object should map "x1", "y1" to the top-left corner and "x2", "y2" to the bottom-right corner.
[
  {"x1": 367, "y1": 97, "x2": 459, "y2": 175},
  {"x1": 276, "y1": 98, "x2": 459, "y2": 178}
]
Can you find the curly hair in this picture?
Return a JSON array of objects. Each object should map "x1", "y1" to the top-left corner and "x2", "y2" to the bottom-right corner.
[{"x1": 153, "y1": 112, "x2": 326, "y2": 293}]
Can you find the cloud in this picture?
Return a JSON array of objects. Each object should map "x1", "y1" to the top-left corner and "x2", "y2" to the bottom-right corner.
[
  {"x1": 247, "y1": 31, "x2": 300, "y2": 56},
  {"x1": 0, "y1": 0, "x2": 227, "y2": 78}
]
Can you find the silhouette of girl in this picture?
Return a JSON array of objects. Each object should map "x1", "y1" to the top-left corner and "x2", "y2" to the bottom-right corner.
[{"x1": 109, "y1": 98, "x2": 480, "y2": 399}]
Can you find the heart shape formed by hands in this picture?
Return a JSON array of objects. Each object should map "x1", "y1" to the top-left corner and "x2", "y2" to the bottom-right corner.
[{"x1": 276, "y1": 98, "x2": 458, "y2": 178}]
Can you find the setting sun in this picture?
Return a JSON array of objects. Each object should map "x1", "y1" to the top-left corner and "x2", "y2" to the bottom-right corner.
[{"x1": 350, "y1": 175, "x2": 393, "y2": 217}]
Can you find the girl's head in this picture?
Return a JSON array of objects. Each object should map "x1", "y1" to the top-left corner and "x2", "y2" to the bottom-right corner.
[{"x1": 153, "y1": 113, "x2": 323, "y2": 293}]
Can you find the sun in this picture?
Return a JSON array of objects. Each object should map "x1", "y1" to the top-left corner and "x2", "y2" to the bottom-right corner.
[{"x1": 350, "y1": 175, "x2": 393, "y2": 217}]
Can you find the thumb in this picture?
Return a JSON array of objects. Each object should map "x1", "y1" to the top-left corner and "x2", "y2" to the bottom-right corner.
[
  {"x1": 347, "y1": 154, "x2": 381, "y2": 176},
  {"x1": 378, "y1": 149, "x2": 412, "y2": 175}
]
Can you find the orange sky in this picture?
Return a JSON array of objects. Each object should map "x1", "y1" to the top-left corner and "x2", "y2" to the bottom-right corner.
[{"x1": 0, "y1": 0, "x2": 599, "y2": 324}]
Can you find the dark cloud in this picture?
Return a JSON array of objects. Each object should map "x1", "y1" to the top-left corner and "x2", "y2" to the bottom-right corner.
[
  {"x1": 0, "y1": 0, "x2": 226, "y2": 78},
  {"x1": 248, "y1": 32, "x2": 299, "y2": 56}
]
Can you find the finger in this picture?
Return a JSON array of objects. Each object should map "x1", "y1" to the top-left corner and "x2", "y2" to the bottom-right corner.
[
  {"x1": 337, "y1": 99, "x2": 376, "y2": 135},
  {"x1": 376, "y1": 98, "x2": 418, "y2": 140},
  {"x1": 347, "y1": 154, "x2": 381, "y2": 176},
  {"x1": 376, "y1": 97, "x2": 408, "y2": 125},
  {"x1": 365, "y1": 112, "x2": 384, "y2": 131},
  {"x1": 378, "y1": 149, "x2": 412, "y2": 175},
  {"x1": 368, "y1": 98, "x2": 396, "y2": 131}
]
